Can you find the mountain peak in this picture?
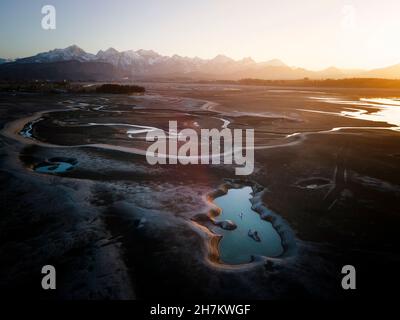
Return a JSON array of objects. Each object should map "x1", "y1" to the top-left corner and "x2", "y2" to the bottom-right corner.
[
  {"x1": 322, "y1": 66, "x2": 341, "y2": 72},
  {"x1": 97, "y1": 47, "x2": 120, "y2": 57},
  {"x1": 65, "y1": 44, "x2": 82, "y2": 50},
  {"x1": 105, "y1": 47, "x2": 119, "y2": 54},
  {"x1": 260, "y1": 59, "x2": 286, "y2": 67},
  {"x1": 240, "y1": 57, "x2": 255, "y2": 64},
  {"x1": 16, "y1": 45, "x2": 95, "y2": 63},
  {"x1": 62, "y1": 45, "x2": 87, "y2": 56},
  {"x1": 136, "y1": 49, "x2": 160, "y2": 57},
  {"x1": 212, "y1": 54, "x2": 234, "y2": 63}
]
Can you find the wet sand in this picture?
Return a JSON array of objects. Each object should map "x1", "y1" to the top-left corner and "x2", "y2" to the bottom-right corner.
[{"x1": 1, "y1": 83, "x2": 400, "y2": 299}]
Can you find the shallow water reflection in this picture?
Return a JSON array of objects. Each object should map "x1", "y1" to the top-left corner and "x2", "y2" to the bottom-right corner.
[{"x1": 213, "y1": 186, "x2": 283, "y2": 264}]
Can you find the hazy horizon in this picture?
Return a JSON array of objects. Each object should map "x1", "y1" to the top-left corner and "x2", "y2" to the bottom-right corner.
[{"x1": 1, "y1": 0, "x2": 400, "y2": 71}]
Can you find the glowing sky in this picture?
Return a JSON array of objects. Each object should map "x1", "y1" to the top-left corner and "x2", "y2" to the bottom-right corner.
[{"x1": 1, "y1": 0, "x2": 400, "y2": 70}]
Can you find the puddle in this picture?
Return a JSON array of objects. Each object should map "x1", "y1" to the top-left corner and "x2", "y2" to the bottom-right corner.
[
  {"x1": 308, "y1": 97, "x2": 400, "y2": 129},
  {"x1": 212, "y1": 186, "x2": 283, "y2": 264},
  {"x1": 34, "y1": 157, "x2": 77, "y2": 174},
  {"x1": 20, "y1": 119, "x2": 42, "y2": 138}
]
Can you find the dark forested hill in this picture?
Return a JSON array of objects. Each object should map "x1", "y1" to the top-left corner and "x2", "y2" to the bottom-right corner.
[{"x1": 0, "y1": 60, "x2": 123, "y2": 81}]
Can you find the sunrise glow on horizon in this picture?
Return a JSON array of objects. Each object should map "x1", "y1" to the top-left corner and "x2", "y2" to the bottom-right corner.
[{"x1": 1, "y1": 0, "x2": 400, "y2": 70}]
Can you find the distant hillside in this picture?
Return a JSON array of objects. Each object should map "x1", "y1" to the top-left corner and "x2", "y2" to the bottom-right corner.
[
  {"x1": 95, "y1": 84, "x2": 145, "y2": 94},
  {"x1": 361, "y1": 64, "x2": 400, "y2": 79},
  {"x1": 0, "y1": 58, "x2": 11, "y2": 64},
  {"x1": 213, "y1": 78, "x2": 400, "y2": 89},
  {"x1": 0, "y1": 60, "x2": 122, "y2": 81}
]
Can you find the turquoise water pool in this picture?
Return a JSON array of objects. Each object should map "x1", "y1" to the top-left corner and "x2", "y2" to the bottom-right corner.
[
  {"x1": 213, "y1": 186, "x2": 283, "y2": 264},
  {"x1": 35, "y1": 161, "x2": 75, "y2": 173}
]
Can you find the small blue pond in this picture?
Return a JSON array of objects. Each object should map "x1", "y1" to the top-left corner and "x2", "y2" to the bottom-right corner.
[
  {"x1": 34, "y1": 158, "x2": 77, "y2": 174},
  {"x1": 213, "y1": 186, "x2": 283, "y2": 264},
  {"x1": 35, "y1": 162, "x2": 75, "y2": 173}
]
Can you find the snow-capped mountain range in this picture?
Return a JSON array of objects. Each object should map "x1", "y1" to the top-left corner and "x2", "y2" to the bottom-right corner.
[
  {"x1": 1, "y1": 45, "x2": 400, "y2": 80},
  {"x1": 10, "y1": 45, "x2": 294, "y2": 79}
]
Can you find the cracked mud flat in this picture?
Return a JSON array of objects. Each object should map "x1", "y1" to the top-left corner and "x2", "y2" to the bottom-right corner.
[{"x1": 1, "y1": 83, "x2": 400, "y2": 299}]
